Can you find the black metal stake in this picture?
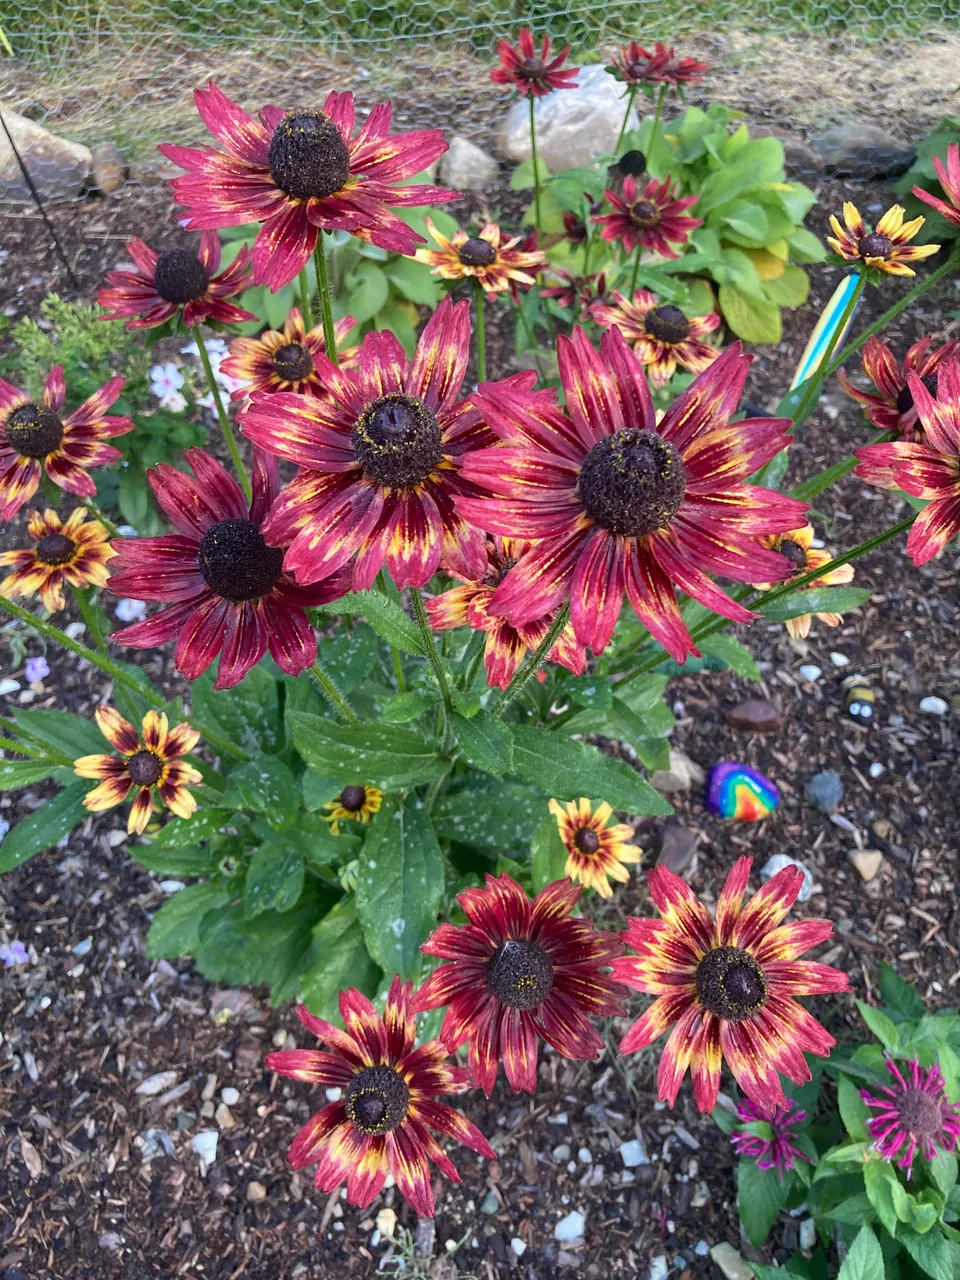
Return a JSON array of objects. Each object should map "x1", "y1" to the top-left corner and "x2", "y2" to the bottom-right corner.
[{"x1": 1, "y1": 108, "x2": 81, "y2": 291}]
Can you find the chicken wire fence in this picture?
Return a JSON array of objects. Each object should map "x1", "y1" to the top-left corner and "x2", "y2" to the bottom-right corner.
[{"x1": 1, "y1": 0, "x2": 959, "y2": 199}]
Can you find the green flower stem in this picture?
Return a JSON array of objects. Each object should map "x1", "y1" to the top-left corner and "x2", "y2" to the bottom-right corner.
[
  {"x1": 495, "y1": 601, "x2": 570, "y2": 714},
  {"x1": 473, "y1": 279, "x2": 487, "y2": 382},
  {"x1": 614, "y1": 84, "x2": 637, "y2": 156},
  {"x1": 648, "y1": 83, "x2": 667, "y2": 160},
  {"x1": 529, "y1": 95, "x2": 543, "y2": 233},
  {"x1": 0, "y1": 594, "x2": 251, "y2": 761},
  {"x1": 313, "y1": 233, "x2": 339, "y2": 369},
  {"x1": 460, "y1": 638, "x2": 487, "y2": 692},
  {"x1": 298, "y1": 265, "x2": 314, "y2": 331},
  {"x1": 629, "y1": 239, "x2": 643, "y2": 294},
  {"x1": 790, "y1": 273, "x2": 865, "y2": 427},
  {"x1": 195, "y1": 328, "x2": 252, "y2": 504},
  {"x1": 69, "y1": 584, "x2": 109, "y2": 656},
  {"x1": 309, "y1": 660, "x2": 357, "y2": 723},
  {"x1": 410, "y1": 587, "x2": 454, "y2": 718},
  {"x1": 512, "y1": 299, "x2": 548, "y2": 381},
  {"x1": 391, "y1": 644, "x2": 407, "y2": 694},
  {"x1": 79, "y1": 498, "x2": 120, "y2": 539},
  {"x1": 0, "y1": 734, "x2": 71, "y2": 765}
]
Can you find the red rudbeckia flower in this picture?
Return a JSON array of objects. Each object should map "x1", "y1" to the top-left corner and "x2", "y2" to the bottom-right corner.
[
  {"x1": 541, "y1": 269, "x2": 608, "y2": 312},
  {"x1": 912, "y1": 141, "x2": 960, "y2": 230},
  {"x1": 458, "y1": 330, "x2": 806, "y2": 661},
  {"x1": 266, "y1": 979, "x2": 495, "y2": 1218},
  {"x1": 0, "y1": 366, "x2": 132, "y2": 522},
  {"x1": 615, "y1": 856, "x2": 849, "y2": 1113},
  {"x1": 490, "y1": 28, "x2": 579, "y2": 98},
  {"x1": 607, "y1": 41, "x2": 709, "y2": 88},
  {"x1": 589, "y1": 288, "x2": 720, "y2": 388},
  {"x1": 108, "y1": 447, "x2": 350, "y2": 689},
  {"x1": 594, "y1": 175, "x2": 701, "y2": 259},
  {"x1": 97, "y1": 232, "x2": 256, "y2": 330},
  {"x1": 838, "y1": 335, "x2": 960, "y2": 445},
  {"x1": 240, "y1": 298, "x2": 494, "y2": 591},
  {"x1": 220, "y1": 306, "x2": 358, "y2": 401},
  {"x1": 414, "y1": 874, "x2": 625, "y2": 1095},
  {"x1": 160, "y1": 82, "x2": 459, "y2": 291},
  {"x1": 856, "y1": 361, "x2": 960, "y2": 564}
]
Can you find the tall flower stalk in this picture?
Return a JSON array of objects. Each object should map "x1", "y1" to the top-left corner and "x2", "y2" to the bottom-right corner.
[
  {"x1": 194, "y1": 329, "x2": 252, "y2": 502},
  {"x1": 313, "y1": 233, "x2": 339, "y2": 368}
]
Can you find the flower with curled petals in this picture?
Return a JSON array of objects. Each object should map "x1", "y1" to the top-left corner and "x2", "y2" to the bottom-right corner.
[
  {"x1": 614, "y1": 856, "x2": 849, "y2": 1114},
  {"x1": 265, "y1": 978, "x2": 495, "y2": 1218},
  {"x1": 753, "y1": 525, "x2": 854, "y2": 640},
  {"x1": 424, "y1": 534, "x2": 586, "y2": 690},
  {"x1": 220, "y1": 306, "x2": 358, "y2": 401},
  {"x1": 855, "y1": 361, "x2": 960, "y2": 563},
  {"x1": 490, "y1": 28, "x2": 579, "y2": 98},
  {"x1": 0, "y1": 366, "x2": 132, "y2": 522},
  {"x1": 912, "y1": 141, "x2": 960, "y2": 230},
  {"x1": 548, "y1": 797, "x2": 640, "y2": 898},
  {"x1": 0, "y1": 506, "x2": 115, "y2": 613},
  {"x1": 827, "y1": 202, "x2": 939, "y2": 277},
  {"x1": 159, "y1": 82, "x2": 459, "y2": 292},
  {"x1": 458, "y1": 331, "x2": 806, "y2": 662},
  {"x1": 590, "y1": 288, "x2": 720, "y2": 389},
  {"x1": 416, "y1": 218, "x2": 546, "y2": 296},
  {"x1": 594, "y1": 175, "x2": 701, "y2": 259},
  {"x1": 541, "y1": 270, "x2": 607, "y2": 313},
  {"x1": 97, "y1": 232, "x2": 256, "y2": 330},
  {"x1": 240, "y1": 297, "x2": 495, "y2": 591},
  {"x1": 607, "y1": 41, "x2": 709, "y2": 88},
  {"x1": 837, "y1": 335, "x2": 960, "y2": 447},
  {"x1": 73, "y1": 707, "x2": 202, "y2": 835},
  {"x1": 861, "y1": 1056, "x2": 960, "y2": 1179},
  {"x1": 107, "y1": 447, "x2": 350, "y2": 690},
  {"x1": 413, "y1": 874, "x2": 625, "y2": 1096},
  {"x1": 730, "y1": 1097, "x2": 813, "y2": 1182}
]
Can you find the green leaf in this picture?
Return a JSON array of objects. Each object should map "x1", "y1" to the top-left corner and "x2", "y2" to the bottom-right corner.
[
  {"x1": 737, "y1": 1157, "x2": 790, "y2": 1246},
  {"x1": 0, "y1": 781, "x2": 90, "y2": 872},
  {"x1": 838, "y1": 1074, "x2": 873, "y2": 1142},
  {"x1": 355, "y1": 794, "x2": 444, "y2": 979},
  {"x1": 287, "y1": 712, "x2": 446, "y2": 790},
  {"x1": 382, "y1": 691, "x2": 434, "y2": 723},
  {"x1": 385, "y1": 257, "x2": 440, "y2": 307},
  {"x1": 930, "y1": 1154, "x2": 959, "y2": 1201},
  {"x1": 195, "y1": 891, "x2": 325, "y2": 1004},
  {"x1": 300, "y1": 771, "x2": 344, "y2": 812},
  {"x1": 319, "y1": 624, "x2": 379, "y2": 694},
  {"x1": 900, "y1": 1227, "x2": 955, "y2": 1280},
  {"x1": 222, "y1": 755, "x2": 300, "y2": 827},
  {"x1": 878, "y1": 962, "x2": 926, "y2": 1020},
  {"x1": 191, "y1": 667, "x2": 284, "y2": 757},
  {"x1": 760, "y1": 587, "x2": 873, "y2": 624},
  {"x1": 864, "y1": 1159, "x2": 900, "y2": 1237},
  {"x1": 153, "y1": 808, "x2": 234, "y2": 846},
  {"x1": 243, "y1": 840, "x2": 305, "y2": 918},
  {"x1": 432, "y1": 783, "x2": 544, "y2": 854},
  {"x1": 299, "y1": 900, "x2": 381, "y2": 1022},
  {"x1": 0, "y1": 759, "x2": 59, "y2": 789},
  {"x1": 119, "y1": 464, "x2": 150, "y2": 527},
  {"x1": 145, "y1": 880, "x2": 232, "y2": 958},
  {"x1": 530, "y1": 815, "x2": 568, "y2": 892},
  {"x1": 699, "y1": 632, "x2": 762, "y2": 679},
  {"x1": 608, "y1": 699, "x2": 671, "y2": 772},
  {"x1": 510, "y1": 725, "x2": 672, "y2": 816},
  {"x1": 451, "y1": 711, "x2": 513, "y2": 777},
  {"x1": 131, "y1": 846, "x2": 222, "y2": 877},
  {"x1": 13, "y1": 708, "x2": 108, "y2": 759},
  {"x1": 837, "y1": 1227, "x2": 885, "y2": 1280},
  {"x1": 827, "y1": 1193, "x2": 876, "y2": 1226},
  {"x1": 857, "y1": 1001, "x2": 901, "y2": 1052},
  {"x1": 563, "y1": 675, "x2": 613, "y2": 710},
  {"x1": 939, "y1": 1045, "x2": 960, "y2": 1103},
  {"x1": 789, "y1": 226, "x2": 828, "y2": 264},
  {"x1": 711, "y1": 1104, "x2": 738, "y2": 1135},
  {"x1": 321, "y1": 590, "x2": 424, "y2": 655},
  {"x1": 692, "y1": 138, "x2": 785, "y2": 212},
  {"x1": 718, "y1": 281, "x2": 782, "y2": 343},
  {"x1": 346, "y1": 260, "x2": 389, "y2": 322},
  {"x1": 762, "y1": 265, "x2": 810, "y2": 307},
  {"x1": 510, "y1": 155, "x2": 551, "y2": 190}
]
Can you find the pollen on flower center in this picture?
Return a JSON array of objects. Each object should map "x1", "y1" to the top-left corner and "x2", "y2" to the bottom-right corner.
[
  {"x1": 154, "y1": 248, "x2": 210, "y2": 304},
  {"x1": 695, "y1": 946, "x2": 768, "y2": 1021},
  {"x1": 779, "y1": 538, "x2": 808, "y2": 570},
  {"x1": 896, "y1": 1088, "x2": 944, "y2": 1138},
  {"x1": 268, "y1": 111, "x2": 351, "y2": 201},
  {"x1": 629, "y1": 200, "x2": 661, "y2": 230},
  {"x1": 272, "y1": 342, "x2": 315, "y2": 382},
  {"x1": 127, "y1": 749, "x2": 163, "y2": 786},
  {"x1": 858, "y1": 232, "x2": 893, "y2": 260},
  {"x1": 616, "y1": 149, "x2": 647, "y2": 176},
  {"x1": 344, "y1": 1064, "x2": 410, "y2": 1136},
  {"x1": 896, "y1": 374, "x2": 938, "y2": 414},
  {"x1": 487, "y1": 938, "x2": 554, "y2": 1010},
  {"x1": 5, "y1": 403, "x2": 64, "y2": 458},
  {"x1": 458, "y1": 237, "x2": 498, "y2": 268},
  {"x1": 352, "y1": 393, "x2": 444, "y2": 488},
  {"x1": 197, "y1": 518, "x2": 285, "y2": 602},
  {"x1": 339, "y1": 785, "x2": 367, "y2": 812},
  {"x1": 578, "y1": 429, "x2": 686, "y2": 539},
  {"x1": 36, "y1": 532, "x2": 76, "y2": 565},
  {"x1": 644, "y1": 305, "x2": 690, "y2": 344},
  {"x1": 574, "y1": 827, "x2": 601, "y2": 855}
]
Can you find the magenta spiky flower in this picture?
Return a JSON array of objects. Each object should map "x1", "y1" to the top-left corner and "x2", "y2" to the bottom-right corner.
[
  {"x1": 861, "y1": 1057, "x2": 960, "y2": 1178},
  {"x1": 730, "y1": 1097, "x2": 813, "y2": 1182}
]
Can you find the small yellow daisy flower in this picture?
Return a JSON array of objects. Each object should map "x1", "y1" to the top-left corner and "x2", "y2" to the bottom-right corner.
[
  {"x1": 548, "y1": 797, "x2": 640, "y2": 897},
  {"x1": 323, "y1": 784, "x2": 384, "y2": 835},
  {"x1": 826, "y1": 202, "x2": 939, "y2": 277}
]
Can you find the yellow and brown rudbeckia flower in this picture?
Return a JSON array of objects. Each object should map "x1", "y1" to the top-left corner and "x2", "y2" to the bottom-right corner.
[
  {"x1": 416, "y1": 219, "x2": 546, "y2": 296},
  {"x1": 220, "y1": 306, "x2": 359, "y2": 401},
  {"x1": 589, "y1": 288, "x2": 720, "y2": 389},
  {"x1": 548, "y1": 797, "x2": 640, "y2": 897},
  {"x1": 322, "y1": 784, "x2": 383, "y2": 834},
  {"x1": 827, "y1": 203, "x2": 939, "y2": 277},
  {"x1": 73, "y1": 707, "x2": 202, "y2": 835},
  {"x1": 753, "y1": 524, "x2": 854, "y2": 640},
  {"x1": 0, "y1": 507, "x2": 115, "y2": 612}
]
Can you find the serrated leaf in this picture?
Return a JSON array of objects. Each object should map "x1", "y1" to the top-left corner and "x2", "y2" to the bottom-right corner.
[
  {"x1": 837, "y1": 1227, "x2": 884, "y2": 1280},
  {"x1": 878, "y1": 962, "x2": 926, "y2": 1019},
  {"x1": 609, "y1": 699, "x2": 671, "y2": 772},
  {"x1": 384, "y1": 256, "x2": 440, "y2": 307},
  {"x1": 300, "y1": 772, "x2": 342, "y2": 812},
  {"x1": 0, "y1": 759, "x2": 59, "y2": 789},
  {"x1": 319, "y1": 623, "x2": 379, "y2": 694},
  {"x1": 563, "y1": 675, "x2": 613, "y2": 709},
  {"x1": 346, "y1": 260, "x2": 389, "y2": 322},
  {"x1": 699, "y1": 632, "x2": 762, "y2": 679},
  {"x1": 451, "y1": 711, "x2": 513, "y2": 777},
  {"x1": 864, "y1": 1159, "x2": 900, "y2": 1237},
  {"x1": 930, "y1": 1153, "x2": 958, "y2": 1200},
  {"x1": 899, "y1": 1227, "x2": 955, "y2": 1280},
  {"x1": 510, "y1": 725, "x2": 672, "y2": 816},
  {"x1": 243, "y1": 841, "x2": 305, "y2": 918},
  {"x1": 287, "y1": 712, "x2": 446, "y2": 789},
  {"x1": 737, "y1": 1157, "x2": 790, "y2": 1246},
  {"x1": 762, "y1": 265, "x2": 810, "y2": 307},
  {"x1": 760, "y1": 586, "x2": 873, "y2": 624},
  {"x1": 221, "y1": 755, "x2": 300, "y2": 828},
  {"x1": 154, "y1": 808, "x2": 234, "y2": 846},
  {"x1": 299, "y1": 900, "x2": 381, "y2": 1022},
  {"x1": 382, "y1": 691, "x2": 434, "y2": 723},
  {"x1": 321, "y1": 590, "x2": 424, "y2": 655},
  {"x1": 191, "y1": 667, "x2": 284, "y2": 757},
  {"x1": 939, "y1": 1044, "x2": 960, "y2": 1102},
  {"x1": 145, "y1": 880, "x2": 232, "y2": 959},
  {"x1": 0, "y1": 781, "x2": 90, "y2": 872},
  {"x1": 838, "y1": 1073, "x2": 873, "y2": 1141},
  {"x1": 195, "y1": 891, "x2": 325, "y2": 1004},
  {"x1": 856, "y1": 1000, "x2": 900, "y2": 1052}
]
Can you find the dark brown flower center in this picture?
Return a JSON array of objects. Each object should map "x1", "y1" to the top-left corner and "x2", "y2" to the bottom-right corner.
[
  {"x1": 616, "y1": 149, "x2": 648, "y2": 177},
  {"x1": 339, "y1": 785, "x2": 367, "y2": 812},
  {"x1": 858, "y1": 232, "x2": 893, "y2": 261},
  {"x1": 197, "y1": 518, "x2": 284, "y2": 602},
  {"x1": 458, "y1": 237, "x2": 498, "y2": 268},
  {"x1": 5, "y1": 403, "x2": 64, "y2": 458},
  {"x1": 644, "y1": 305, "x2": 690, "y2": 345},
  {"x1": 630, "y1": 200, "x2": 661, "y2": 230},
  {"x1": 579, "y1": 429, "x2": 686, "y2": 539},
  {"x1": 352, "y1": 393, "x2": 443, "y2": 488},
  {"x1": 519, "y1": 57, "x2": 545, "y2": 78},
  {"x1": 272, "y1": 342, "x2": 315, "y2": 382},
  {"x1": 574, "y1": 827, "x2": 601, "y2": 855},
  {"x1": 897, "y1": 1088, "x2": 943, "y2": 1139},
  {"x1": 36, "y1": 532, "x2": 76, "y2": 565},
  {"x1": 779, "y1": 538, "x2": 809, "y2": 570},
  {"x1": 487, "y1": 939, "x2": 553, "y2": 1010},
  {"x1": 268, "y1": 111, "x2": 351, "y2": 201},
  {"x1": 627, "y1": 62, "x2": 649, "y2": 80},
  {"x1": 153, "y1": 248, "x2": 209, "y2": 304},
  {"x1": 127, "y1": 749, "x2": 163, "y2": 787},
  {"x1": 695, "y1": 946, "x2": 768, "y2": 1021},
  {"x1": 896, "y1": 374, "x2": 938, "y2": 415},
  {"x1": 344, "y1": 1064, "x2": 409, "y2": 1136}
]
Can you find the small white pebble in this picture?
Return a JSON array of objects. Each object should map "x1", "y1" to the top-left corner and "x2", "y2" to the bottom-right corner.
[
  {"x1": 830, "y1": 652, "x2": 850, "y2": 667},
  {"x1": 191, "y1": 1131, "x2": 218, "y2": 1163},
  {"x1": 554, "y1": 1211, "x2": 585, "y2": 1243},
  {"x1": 0, "y1": 679, "x2": 21, "y2": 695},
  {"x1": 444, "y1": 1239, "x2": 458, "y2": 1253},
  {"x1": 919, "y1": 696, "x2": 948, "y2": 715},
  {"x1": 511, "y1": 1238, "x2": 527, "y2": 1257},
  {"x1": 619, "y1": 1139, "x2": 649, "y2": 1167},
  {"x1": 549, "y1": 1111, "x2": 569, "y2": 1125},
  {"x1": 799, "y1": 664, "x2": 822, "y2": 682},
  {"x1": 799, "y1": 1218, "x2": 817, "y2": 1250},
  {"x1": 649, "y1": 1256, "x2": 668, "y2": 1280},
  {"x1": 325, "y1": 1087, "x2": 342, "y2": 1102},
  {"x1": 64, "y1": 622, "x2": 87, "y2": 640},
  {"x1": 72, "y1": 937, "x2": 93, "y2": 956},
  {"x1": 578, "y1": 1147, "x2": 592, "y2": 1164},
  {"x1": 567, "y1": 1161, "x2": 577, "y2": 1173},
  {"x1": 552, "y1": 1144, "x2": 570, "y2": 1161},
  {"x1": 159, "y1": 880, "x2": 186, "y2": 893},
  {"x1": 695, "y1": 1241, "x2": 710, "y2": 1257},
  {"x1": 220, "y1": 1087, "x2": 240, "y2": 1106},
  {"x1": 868, "y1": 762, "x2": 884, "y2": 778}
]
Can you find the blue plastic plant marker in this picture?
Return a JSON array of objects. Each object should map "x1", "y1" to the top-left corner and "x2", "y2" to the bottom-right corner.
[{"x1": 789, "y1": 273, "x2": 862, "y2": 390}]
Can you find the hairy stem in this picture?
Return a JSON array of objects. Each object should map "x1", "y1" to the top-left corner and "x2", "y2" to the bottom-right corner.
[
  {"x1": 313, "y1": 233, "x2": 339, "y2": 369},
  {"x1": 495, "y1": 602, "x2": 570, "y2": 714},
  {"x1": 529, "y1": 95, "x2": 542, "y2": 233},
  {"x1": 310, "y1": 660, "x2": 357, "y2": 723},
  {"x1": 298, "y1": 265, "x2": 314, "y2": 332},
  {"x1": 195, "y1": 328, "x2": 252, "y2": 503},
  {"x1": 410, "y1": 587, "x2": 453, "y2": 718}
]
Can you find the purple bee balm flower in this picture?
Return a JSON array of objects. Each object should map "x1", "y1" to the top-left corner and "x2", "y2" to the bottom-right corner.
[
  {"x1": 730, "y1": 1097, "x2": 813, "y2": 1181},
  {"x1": 862, "y1": 1056, "x2": 960, "y2": 1179}
]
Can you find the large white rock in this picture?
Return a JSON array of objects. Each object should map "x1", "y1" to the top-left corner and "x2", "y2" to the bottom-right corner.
[
  {"x1": 497, "y1": 65, "x2": 640, "y2": 171},
  {"x1": 438, "y1": 135, "x2": 500, "y2": 190},
  {"x1": 0, "y1": 109, "x2": 92, "y2": 202}
]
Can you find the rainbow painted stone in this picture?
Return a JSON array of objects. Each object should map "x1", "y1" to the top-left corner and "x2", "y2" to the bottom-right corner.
[{"x1": 705, "y1": 762, "x2": 779, "y2": 821}]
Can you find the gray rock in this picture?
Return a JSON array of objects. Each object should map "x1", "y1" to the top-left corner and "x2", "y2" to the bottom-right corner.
[
  {"x1": 805, "y1": 769, "x2": 844, "y2": 814},
  {"x1": 810, "y1": 124, "x2": 916, "y2": 179},
  {"x1": 438, "y1": 135, "x2": 500, "y2": 190},
  {"x1": 91, "y1": 141, "x2": 126, "y2": 194},
  {"x1": 649, "y1": 748, "x2": 705, "y2": 794},
  {"x1": 711, "y1": 1243, "x2": 754, "y2": 1280},
  {"x1": 750, "y1": 124, "x2": 821, "y2": 173},
  {"x1": 919, "y1": 696, "x2": 948, "y2": 715},
  {"x1": 129, "y1": 154, "x2": 181, "y2": 188},
  {"x1": 654, "y1": 823, "x2": 700, "y2": 877},
  {"x1": 760, "y1": 854, "x2": 814, "y2": 902},
  {"x1": 0, "y1": 109, "x2": 93, "y2": 203},
  {"x1": 498, "y1": 65, "x2": 641, "y2": 171},
  {"x1": 553, "y1": 1211, "x2": 585, "y2": 1243}
]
